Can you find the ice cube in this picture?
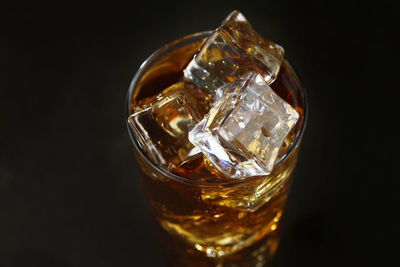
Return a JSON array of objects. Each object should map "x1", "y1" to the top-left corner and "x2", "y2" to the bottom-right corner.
[
  {"x1": 183, "y1": 10, "x2": 284, "y2": 94},
  {"x1": 128, "y1": 82, "x2": 206, "y2": 170},
  {"x1": 219, "y1": 10, "x2": 284, "y2": 82},
  {"x1": 188, "y1": 73, "x2": 299, "y2": 178}
]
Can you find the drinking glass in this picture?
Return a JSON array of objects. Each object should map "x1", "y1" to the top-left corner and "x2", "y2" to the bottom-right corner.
[{"x1": 126, "y1": 31, "x2": 307, "y2": 267}]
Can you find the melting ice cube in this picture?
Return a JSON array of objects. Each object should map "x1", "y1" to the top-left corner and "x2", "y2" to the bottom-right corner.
[
  {"x1": 128, "y1": 82, "x2": 207, "y2": 170},
  {"x1": 184, "y1": 10, "x2": 284, "y2": 94},
  {"x1": 188, "y1": 73, "x2": 299, "y2": 178}
]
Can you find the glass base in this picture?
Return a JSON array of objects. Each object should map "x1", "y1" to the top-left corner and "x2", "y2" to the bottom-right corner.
[{"x1": 155, "y1": 222, "x2": 280, "y2": 267}]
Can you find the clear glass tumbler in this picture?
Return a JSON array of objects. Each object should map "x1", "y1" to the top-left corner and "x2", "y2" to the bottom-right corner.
[{"x1": 126, "y1": 31, "x2": 307, "y2": 267}]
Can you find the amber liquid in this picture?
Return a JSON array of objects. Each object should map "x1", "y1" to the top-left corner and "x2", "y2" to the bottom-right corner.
[{"x1": 129, "y1": 35, "x2": 304, "y2": 266}]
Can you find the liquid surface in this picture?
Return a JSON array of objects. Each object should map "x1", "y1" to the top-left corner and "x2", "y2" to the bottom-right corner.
[{"x1": 130, "y1": 36, "x2": 304, "y2": 183}]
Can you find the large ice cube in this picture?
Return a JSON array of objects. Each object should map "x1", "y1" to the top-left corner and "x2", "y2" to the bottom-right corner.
[
  {"x1": 128, "y1": 82, "x2": 207, "y2": 170},
  {"x1": 188, "y1": 73, "x2": 299, "y2": 178},
  {"x1": 184, "y1": 10, "x2": 284, "y2": 94}
]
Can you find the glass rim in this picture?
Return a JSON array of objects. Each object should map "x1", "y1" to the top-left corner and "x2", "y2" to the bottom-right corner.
[{"x1": 125, "y1": 30, "x2": 308, "y2": 187}]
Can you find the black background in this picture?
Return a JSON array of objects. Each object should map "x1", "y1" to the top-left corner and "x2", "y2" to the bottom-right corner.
[{"x1": 0, "y1": 1, "x2": 397, "y2": 266}]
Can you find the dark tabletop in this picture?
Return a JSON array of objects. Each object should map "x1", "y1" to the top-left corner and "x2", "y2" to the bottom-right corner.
[{"x1": 0, "y1": 1, "x2": 397, "y2": 266}]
